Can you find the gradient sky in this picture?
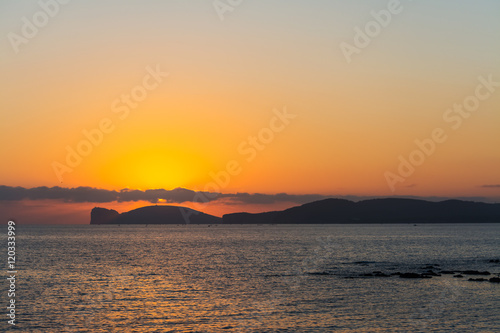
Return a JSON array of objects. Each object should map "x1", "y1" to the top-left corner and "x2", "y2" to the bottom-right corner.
[{"x1": 1, "y1": 0, "x2": 499, "y2": 223}]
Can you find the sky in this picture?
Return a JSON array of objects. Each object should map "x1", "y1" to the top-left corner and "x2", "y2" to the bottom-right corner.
[{"x1": 1, "y1": 0, "x2": 499, "y2": 223}]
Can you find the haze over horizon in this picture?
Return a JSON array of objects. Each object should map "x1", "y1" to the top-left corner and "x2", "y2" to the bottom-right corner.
[{"x1": 1, "y1": 0, "x2": 499, "y2": 224}]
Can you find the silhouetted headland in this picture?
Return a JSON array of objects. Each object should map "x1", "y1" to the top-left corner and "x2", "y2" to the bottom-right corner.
[
  {"x1": 91, "y1": 198, "x2": 500, "y2": 224},
  {"x1": 90, "y1": 206, "x2": 221, "y2": 224},
  {"x1": 222, "y1": 198, "x2": 500, "y2": 224}
]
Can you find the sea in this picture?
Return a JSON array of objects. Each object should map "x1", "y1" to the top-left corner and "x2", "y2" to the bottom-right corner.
[{"x1": 2, "y1": 223, "x2": 499, "y2": 332}]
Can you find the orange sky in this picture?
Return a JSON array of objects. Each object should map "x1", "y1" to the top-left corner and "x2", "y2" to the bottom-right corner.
[{"x1": 1, "y1": 1, "x2": 499, "y2": 223}]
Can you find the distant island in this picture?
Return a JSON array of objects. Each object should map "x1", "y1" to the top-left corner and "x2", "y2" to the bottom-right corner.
[
  {"x1": 90, "y1": 206, "x2": 221, "y2": 225},
  {"x1": 91, "y1": 198, "x2": 500, "y2": 224},
  {"x1": 223, "y1": 198, "x2": 500, "y2": 224}
]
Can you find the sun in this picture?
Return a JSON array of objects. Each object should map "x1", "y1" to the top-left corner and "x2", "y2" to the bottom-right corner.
[{"x1": 98, "y1": 147, "x2": 210, "y2": 190}]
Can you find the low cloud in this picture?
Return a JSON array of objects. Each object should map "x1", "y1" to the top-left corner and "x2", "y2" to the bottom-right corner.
[
  {"x1": 1, "y1": 185, "x2": 497, "y2": 206},
  {"x1": 0, "y1": 186, "x2": 118, "y2": 203},
  {"x1": 481, "y1": 184, "x2": 500, "y2": 188},
  {"x1": 0, "y1": 185, "x2": 328, "y2": 205}
]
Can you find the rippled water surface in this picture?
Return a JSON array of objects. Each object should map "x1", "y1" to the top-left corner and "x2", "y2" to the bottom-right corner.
[{"x1": 3, "y1": 224, "x2": 500, "y2": 332}]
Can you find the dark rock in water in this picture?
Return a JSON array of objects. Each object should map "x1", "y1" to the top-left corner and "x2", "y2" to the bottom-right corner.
[
  {"x1": 453, "y1": 274, "x2": 463, "y2": 278},
  {"x1": 391, "y1": 272, "x2": 401, "y2": 276},
  {"x1": 399, "y1": 272, "x2": 431, "y2": 279},
  {"x1": 461, "y1": 270, "x2": 490, "y2": 276},
  {"x1": 468, "y1": 278, "x2": 488, "y2": 282},
  {"x1": 440, "y1": 270, "x2": 455, "y2": 274},
  {"x1": 424, "y1": 270, "x2": 441, "y2": 276},
  {"x1": 359, "y1": 272, "x2": 390, "y2": 277},
  {"x1": 489, "y1": 277, "x2": 500, "y2": 283},
  {"x1": 308, "y1": 271, "x2": 332, "y2": 276},
  {"x1": 353, "y1": 261, "x2": 376, "y2": 265},
  {"x1": 489, "y1": 259, "x2": 500, "y2": 263}
]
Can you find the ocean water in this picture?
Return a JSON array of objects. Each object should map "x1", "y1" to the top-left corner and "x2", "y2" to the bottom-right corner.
[{"x1": 2, "y1": 223, "x2": 500, "y2": 332}]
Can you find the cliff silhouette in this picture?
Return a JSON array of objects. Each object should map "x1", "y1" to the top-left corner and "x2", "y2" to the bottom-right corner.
[
  {"x1": 90, "y1": 198, "x2": 500, "y2": 224},
  {"x1": 222, "y1": 198, "x2": 500, "y2": 224},
  {"x1": 90, "y1": 205, "x2": 221, "y2": 224}
]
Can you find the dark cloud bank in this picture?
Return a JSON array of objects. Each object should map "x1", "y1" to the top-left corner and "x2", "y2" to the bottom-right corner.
[
  {"x1": 0, "y1": 185, "x2": 496, "y2": 205},
  {"x1": 0, "y1": 185, "x2": 326, "y2": 205}
]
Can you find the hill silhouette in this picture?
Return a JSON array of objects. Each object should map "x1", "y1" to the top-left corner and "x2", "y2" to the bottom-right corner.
[
  {"x1": 90, "y1": 205, "x2": 221, "y2": 224},
  {"x1": 222, "y1": 198, "x2": 500, "y2": 224},
  {"x1": 90, "y1": 198, "x2": 500, "y2": 224}
]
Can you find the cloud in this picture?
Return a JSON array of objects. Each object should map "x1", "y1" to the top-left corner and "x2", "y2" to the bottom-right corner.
[
  {"x1": 225, "y1": 192, "x2": 326, "y2": 205},
  {"x1": 0, "y1": 186, "x2": 118, "y2": 203},
  {"x1": 480, "y1": 184, "x2": 500, "y2": 188},
  {"x1": 0, "y1": 185, "x2": 327, "y2": 205},
  {"x1": 1, "y1": 185, "x2": 497, "y2": 206}
]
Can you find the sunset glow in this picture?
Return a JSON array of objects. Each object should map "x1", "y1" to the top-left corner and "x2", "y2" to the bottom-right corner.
[
  {"x1": 2, "y1": 2, "x2": 500, "y2": 332},
  {"x1": 1, "y1": 0, "x2": 499, "y2": 224}
]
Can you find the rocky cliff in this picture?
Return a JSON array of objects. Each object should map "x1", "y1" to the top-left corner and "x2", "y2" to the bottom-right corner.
[{"x1": 90, "y1": 205, "x2": 221, "y2": 224}]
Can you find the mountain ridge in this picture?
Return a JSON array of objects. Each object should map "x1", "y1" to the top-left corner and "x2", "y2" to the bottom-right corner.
[
  {"x1": 90, "y1": 205, "x2": 222, "y2": 224},
  {"x1": 90, "y1": 198, "x2": 500, "y2": 224},
  {"x1": 222, "y1": 198, "x2": 500, "y2": 224}
]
